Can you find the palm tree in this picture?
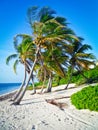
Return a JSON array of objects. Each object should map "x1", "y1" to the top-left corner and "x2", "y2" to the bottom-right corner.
[
  {"x1": 12, "y1": 6, "x2": 78, "y2": 105},
  {"x1": 36, "y1": 35, "x2": 70, "y2": 93},
  {"x1": 44, "y1": 47, "x2": 67, "y2": 92},
  {"x1": 37, "y1": 64, "x2": 51, "y2": 93},
  {"x1": 6, "y1": 35, "x2": 35, "y2": 100},
  {"x1": 64, "y1": 37, "x2": 95, "y2": 89}
]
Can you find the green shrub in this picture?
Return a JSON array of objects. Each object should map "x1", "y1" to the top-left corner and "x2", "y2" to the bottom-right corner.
[
  {"x1": 70, "y1": 66, "x2": 98, "y2": 85},
  {"x1": 85, "y1": 66, "x2": 98, "y2": 83},
  {"x1": 71, "y1": 85, "x2": 98, "y2": 111},
  {"x1": 59, "y1": 78, "x2": 68, "y2": 85}
]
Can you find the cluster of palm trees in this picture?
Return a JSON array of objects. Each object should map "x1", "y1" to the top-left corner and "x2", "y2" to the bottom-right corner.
[{"x1": 6, "y1": 6, "x2": 95, "y2": 105}]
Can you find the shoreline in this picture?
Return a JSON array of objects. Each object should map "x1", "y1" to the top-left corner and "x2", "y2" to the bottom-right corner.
[
  {"x1": 0, "y1": 82, "x2": 97, "y2": 101},
  {"x1": 0, "y1": 82, "x2": 21, "y2": 96},
  {"x1": 0, "y1": 90, "x2": 17, "y2": 101}
]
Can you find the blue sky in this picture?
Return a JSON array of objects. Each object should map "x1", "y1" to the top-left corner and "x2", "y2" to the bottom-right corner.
[{"x1": 0, "y1": 0, "x2": 98, "y2": 83}]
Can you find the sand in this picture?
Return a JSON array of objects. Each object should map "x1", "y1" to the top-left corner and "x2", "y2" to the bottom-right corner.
[{"x1": 0, "y1": 83, "x2": 98, "y2": 130}]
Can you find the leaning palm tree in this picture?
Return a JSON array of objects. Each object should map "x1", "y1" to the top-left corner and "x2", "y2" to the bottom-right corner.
[
  {"x1": 12, "y1": 6, "x2": 56, "y2": 104},
  {"x1": 12, "y1": 6, "x2": 78, "y2": 105},
  {"x1": 6, "y1": 35, "x2": 35, "y2": 100},
  {"x1": 64, "y1": 37, "x2": 95, "y2": 89}
]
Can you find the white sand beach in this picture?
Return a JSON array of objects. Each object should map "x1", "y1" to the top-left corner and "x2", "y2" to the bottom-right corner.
[{"x1": 0, "y1": 84, "x2": 98, "y2": 130}]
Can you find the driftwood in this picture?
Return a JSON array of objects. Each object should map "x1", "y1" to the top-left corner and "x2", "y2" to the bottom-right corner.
[{"x1": 45, "y1": 99, "x2": 68, "y2": 110}]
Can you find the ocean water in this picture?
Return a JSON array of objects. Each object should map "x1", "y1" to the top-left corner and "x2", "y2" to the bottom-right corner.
[{"x1": 0, "y1": 83, "x2": 21, "y2": 95}]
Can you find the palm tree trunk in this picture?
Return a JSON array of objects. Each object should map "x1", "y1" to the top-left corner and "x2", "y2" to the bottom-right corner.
[
  {"x1": 40, "y1": 80, "x2": 46, "y2": 93},
  {"x1": 31, "y1": 74, "x2": 36, "y2": 94},
  {"x1": 40, "y1": 69, "x2": 46, "y2": 93},
  {"x1": 25, "y1": 61, "x2": 36, "y2": 93},
  {"x1": 38, "y1": 51, "x2": 46, "y2": 93},
  {"x1": 40, "y1": 82, "x2": 45, "y2": 93},
  {"x1": 11, "y1": 66, "x2": 27, "y2": 101},
  {"x1": 46, "y1": 73, "x2": 52, "y2": 92},
  {"x1": 12, "y1": 45, "x2": 40, "y2": 105},
  {"x1": 65, "y1": 66, "x2": 73, "y2": 89}
]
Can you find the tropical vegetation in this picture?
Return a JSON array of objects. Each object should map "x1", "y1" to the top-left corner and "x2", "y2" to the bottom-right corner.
[
  {"x1": 71, "y1": 85, "x2": 98, "y2": 111},
  {"x1": 27, "y1": 66, "x2": 98, "y2": 90},
  {"x1": 6, "y1": 6, "x2": 96, "y2": 105}
]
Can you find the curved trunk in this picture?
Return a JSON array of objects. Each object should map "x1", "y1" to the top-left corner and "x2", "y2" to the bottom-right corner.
[
  {"x1": 11, "y1": 66, "x2": 26, "y2": 101},
  {"x1": 26, "y1": 62, "x2": 36, "y2": 94},
  {"x1": 65, "y1": 66, "x2": 74, "y2": 89},
  {"x1": 13, "y1": 58, "x2": 37, "y2": 105},
  {"x1": 12, "y1": 45, "x2": 40, "y2": 105}
]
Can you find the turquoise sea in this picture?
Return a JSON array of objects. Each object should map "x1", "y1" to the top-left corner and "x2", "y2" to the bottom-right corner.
[{"x1": 0, "y1": 83, "x2": 21, "y2": 95}]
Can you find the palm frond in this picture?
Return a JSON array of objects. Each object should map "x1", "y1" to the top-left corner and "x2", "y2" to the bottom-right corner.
[
  {"x1": 45, "y1": 18, "x2": 63, "y2": 27},
  {"x1": 55, "y1": 16, "x2": 68, "y2": 26},
  {"x1": 65, "y1": 34, "x2": 79, "y2": 42},
  {"x1": 27, "y1": 6, "x2": 39, "y2": 25},
  {"x1": 77, "y1": 44, "x2": 92, "y2": 53},
  {"x1": 76, "y1": 53, "x2": 96, "y2": 59},
  {"x1": 77, "y1": 59, "x2": 95, "y2": 70},
  {"x1": 6, "y1": 54, "x2": 18, "y2": 65},
  {"x1": 13, "y1": 36, "x2": 18, "y2": 51},
  {"x1": 15, "y1": 34, "x2": 32, "y2": 39},
  {"x1": 13, "y1": 60, "x2": 19, "y2": 74},
  {"x1": 39, "y1": 6, "x2": 56, "y2": 22}
]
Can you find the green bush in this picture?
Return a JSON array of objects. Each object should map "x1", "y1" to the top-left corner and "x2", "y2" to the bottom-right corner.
[
  {"x1": 84, "y1": 66, "x2": 98, "y2": 83},
  {"x1": 59, "y1": 78, "x2": 68, "y2": 85},
  {"x1": 71, "y1": 66, "x2": 98, "y2": 85},
  {"x1": 71, "y1": 85, "x2": 98, "y2": 111}
]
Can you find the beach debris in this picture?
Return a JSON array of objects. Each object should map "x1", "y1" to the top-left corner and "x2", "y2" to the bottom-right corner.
[{"x1": 45, "y1": 99, "x2": 68, "y2": 110}]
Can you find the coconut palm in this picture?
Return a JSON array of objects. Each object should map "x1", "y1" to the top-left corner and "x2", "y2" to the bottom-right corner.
[
  {"x1": 12, "y1": 6, "x2": 78, "y2": 105},
  {"x1": 6, "y1": 35, "x2": 36, "y2": 100},
  {"x1": 64, "y1": 37, "x2": 95, "y2": 89},
  {"x1": 36, "y1": 37, "x2": 69, "y2": 93},
  {"x1": 43, "y1": 47, "x2": 67, "y2": 92},
  {"x1": 11, "y1": 7, "x2": 55, "y2": 104}
]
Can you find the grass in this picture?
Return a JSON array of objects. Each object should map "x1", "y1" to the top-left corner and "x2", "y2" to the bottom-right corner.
[{"x1": 71, "y1": 85, "x2": 98, "y2": 111}]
